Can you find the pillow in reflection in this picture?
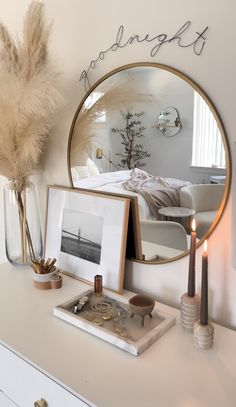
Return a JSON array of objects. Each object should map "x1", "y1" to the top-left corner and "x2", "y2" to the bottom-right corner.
[
  {"x1": 71, "y1": 166, "x2": 90, "y2": 180},
  {"x1": 87, "y1": 157, "x2": 100, "y2": 176},
  {"x1": 71, "y1": 158, "x2": 100, "y2": 181}
]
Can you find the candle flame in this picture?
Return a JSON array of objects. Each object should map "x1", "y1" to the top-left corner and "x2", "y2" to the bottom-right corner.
[
  {"x1": 203, "y1": 240, "x2": 208, "y2": 253},
  {"x1": 191, "y1": 219, "x2": 196, "y2": 232}
]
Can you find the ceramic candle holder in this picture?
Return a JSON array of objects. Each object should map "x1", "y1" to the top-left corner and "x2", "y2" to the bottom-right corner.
[
  {"x1": 193, "y1": 320, "x2": 214, "y2": 350},
  {"x1": 181, "y1": 293, "x2": 200, "y2": 333}
]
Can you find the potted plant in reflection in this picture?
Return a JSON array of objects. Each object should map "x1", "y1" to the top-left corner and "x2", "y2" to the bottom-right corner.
[
  {"x1": 0, "y1": 1, "x2": 62, "y2": 265},
  {"x1": 111, "y1": 110, "x2": 151, "y2": 169}
]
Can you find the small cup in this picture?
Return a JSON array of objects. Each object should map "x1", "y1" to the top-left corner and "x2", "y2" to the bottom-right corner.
[
  {"x1": 94, "y1": 274, "x2": 103, "y2": 295},
  {"x1": 51, "y1": 272, "x2": 63, "y2": 289}
]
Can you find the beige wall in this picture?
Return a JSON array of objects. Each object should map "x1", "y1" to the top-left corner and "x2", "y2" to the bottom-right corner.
[{"x1": 0, "y1": 0, "x2": 236, "y2": 328}]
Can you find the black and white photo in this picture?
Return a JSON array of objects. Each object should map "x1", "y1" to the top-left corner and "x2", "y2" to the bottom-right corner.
[
  {"x1": 61, "y1": 209, "x2": 103, "y2": 264},
  {"x1": 45, "y1": 186, "x2": 130, "y2": 292}
]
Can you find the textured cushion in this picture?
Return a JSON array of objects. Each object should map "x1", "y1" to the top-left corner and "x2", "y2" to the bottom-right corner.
[
  {"x1": 71, "y1": 166, "x2": 89, "y2": 181},
  {"x1": 87, "y1": 157, "x2": 100, "y2": 176},
  {"x1": 71, "y1": 158, "x2": 100, "y2": 181}
]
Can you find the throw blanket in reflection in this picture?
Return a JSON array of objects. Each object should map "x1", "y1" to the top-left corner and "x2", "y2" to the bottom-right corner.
[{"x1": 123, "y1": 169, "x2": 191, "y2": 218}]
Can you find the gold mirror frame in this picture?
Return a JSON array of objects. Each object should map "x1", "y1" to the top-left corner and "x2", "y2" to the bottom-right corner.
[{"x1": 67, "y1": 62, "x2": 231, "y2": 264}]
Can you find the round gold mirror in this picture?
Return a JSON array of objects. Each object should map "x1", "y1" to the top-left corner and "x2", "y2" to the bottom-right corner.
[{"x1": 68, "y1": 63, "x2": 231, "y2": 264}]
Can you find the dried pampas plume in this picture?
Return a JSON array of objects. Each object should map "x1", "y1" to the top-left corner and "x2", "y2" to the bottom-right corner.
[
  {"x1": 70, "y1": 78, "x2": 154, "y2": 167},
  {"x1": 0, "y1": 0, "x2": 62, "y2": 191}
]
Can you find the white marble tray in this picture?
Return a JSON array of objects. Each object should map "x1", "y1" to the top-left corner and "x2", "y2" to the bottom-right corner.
[{"x1": 53, "y1": 290, "x2": 175, "y2": 356}]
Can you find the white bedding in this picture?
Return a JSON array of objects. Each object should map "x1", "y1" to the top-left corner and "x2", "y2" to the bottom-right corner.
[
  {"x1": 73, "y1": 169, "x2": 190, "y2": 220},
  {"x1": 73, "y1": 170, "x2": 152, "y2": 219}
]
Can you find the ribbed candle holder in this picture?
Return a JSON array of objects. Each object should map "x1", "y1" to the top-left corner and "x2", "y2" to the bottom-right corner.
[
  {"x1": 193, "y1": 320, "x2": 214, "y2": 350},
  {"x1": 181, "y1": 293, "x2": 200, "y2": 333}
]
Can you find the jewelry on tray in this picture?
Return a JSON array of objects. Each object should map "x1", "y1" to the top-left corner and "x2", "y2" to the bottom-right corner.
[
  {"x1": 91, "y1": 302, "x2": 111, "y2": 313},
  {"x1": 102, "y1": 314, "x2": 112, "y2": 321},
  {"x1": 114, "y1": 326, "x2": 128, "y2": 337},
  {"x1": 73, "y1": 295, "x2": 89, "y2": 314},
  {"x1": 82, "y1": 311, "x2": 103, "y2": 326}
]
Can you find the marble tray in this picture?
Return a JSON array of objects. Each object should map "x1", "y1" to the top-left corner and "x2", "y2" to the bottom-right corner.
[{"x1": 53, "y1": 290, "x2": 175, "y2": 356}]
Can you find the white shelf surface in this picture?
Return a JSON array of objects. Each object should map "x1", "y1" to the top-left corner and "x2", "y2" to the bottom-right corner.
[{"x1": 0, "y1": 263, "x2": 236, "y2": 407}]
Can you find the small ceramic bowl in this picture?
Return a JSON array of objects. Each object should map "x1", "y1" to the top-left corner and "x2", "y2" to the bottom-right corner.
[{"x1": 129, "y1": 294, "x2": 155, "y2": 317}]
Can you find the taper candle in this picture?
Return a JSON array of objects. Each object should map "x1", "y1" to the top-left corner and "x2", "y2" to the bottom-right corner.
[
  {"x1": 200, "y1": 240, "x2": 208, "y2": 325},
  {"x1": 188, "y1": 219, "x2": 196, "y2": 297}
]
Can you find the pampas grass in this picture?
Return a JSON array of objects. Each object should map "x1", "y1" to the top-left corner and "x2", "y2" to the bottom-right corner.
[
  {"x1": 0, "y1": 0, "x2": 61, "y2": 191},
  {"x1": 0, "y1": 1, "x2": 62, "y2": 264}
]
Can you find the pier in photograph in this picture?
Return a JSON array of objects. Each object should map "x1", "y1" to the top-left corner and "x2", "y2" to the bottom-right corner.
[{"x1": 61, "y1": 229, "x2": 102, "y2": 264}]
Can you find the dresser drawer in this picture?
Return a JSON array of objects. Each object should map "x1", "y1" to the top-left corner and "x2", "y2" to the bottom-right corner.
[
  {"x1": 0, "y1": 390, "x2": 18, "y2": 407},
  {"x1": 0, "y1": 343, "x2": 91, "y2": 407}
]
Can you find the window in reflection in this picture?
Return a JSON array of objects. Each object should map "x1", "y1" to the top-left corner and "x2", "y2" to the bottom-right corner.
[
  {"x1": 84, "y1": 91, "x2": 106, "y2": 123},
  {"x1": 192, "y1": 91, "x2": 226, "y2": 168}
]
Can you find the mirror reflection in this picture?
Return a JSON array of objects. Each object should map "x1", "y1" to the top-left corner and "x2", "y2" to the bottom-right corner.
[
  {"x1": 68, "y1": 64, "x2": 230, "y2": 263},
  {"x1": 155, "y1": 106, "x2": 182, "y2": 137}
]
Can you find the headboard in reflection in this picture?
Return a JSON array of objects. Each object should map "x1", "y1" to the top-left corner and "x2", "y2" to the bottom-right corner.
[{"x1": 68, "y1": 63, "x2": 231, "y2": 264}]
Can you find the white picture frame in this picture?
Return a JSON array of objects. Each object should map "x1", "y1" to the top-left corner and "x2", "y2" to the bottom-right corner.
[{"x1": 45, "y1": 186, "x2": 130, "y2": 293}]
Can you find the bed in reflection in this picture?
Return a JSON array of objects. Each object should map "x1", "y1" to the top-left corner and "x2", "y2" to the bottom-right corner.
[
  {"x1": 72, "y1": 166, "x2": 150, "y2": 218},
  {"x1": 71, "y1": 161, "x2": 225, "y2": 260},
  {"x1": 72, "y1": 165, "x2": 190, "y2": 220}
]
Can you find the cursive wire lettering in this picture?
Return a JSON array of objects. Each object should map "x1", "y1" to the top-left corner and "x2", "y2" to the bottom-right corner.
[{"x1": 79, "y1": 22, "x2": 208, "y2": 92}]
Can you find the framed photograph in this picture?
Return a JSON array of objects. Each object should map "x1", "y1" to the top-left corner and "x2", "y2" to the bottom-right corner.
[
  {"x1": 45, "y1": 186, "x2": 130, "y2": 293},
  {"x1": 76, "y1": 187, "x2": 143, "y2": 261}
]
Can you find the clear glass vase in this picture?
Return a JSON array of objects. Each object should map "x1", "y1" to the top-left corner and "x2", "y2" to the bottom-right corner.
[{"x1": 4, "y1": 180, "x2": 42, "y2": 265}]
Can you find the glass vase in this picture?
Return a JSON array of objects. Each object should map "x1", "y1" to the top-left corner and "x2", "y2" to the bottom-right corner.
[{"x1": 3, "y1": 180, "x2": 42, "y2": 265}]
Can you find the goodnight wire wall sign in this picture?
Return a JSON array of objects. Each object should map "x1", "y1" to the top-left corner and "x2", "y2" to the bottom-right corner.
[{"x1": 80, "y1": 21, "x2": 208, "y2": 91}]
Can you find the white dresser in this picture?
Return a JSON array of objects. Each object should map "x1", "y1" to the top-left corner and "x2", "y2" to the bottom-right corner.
[
  {"x1": 0, "y1": 262, "x2": 236, "y2": 407},
  {"x1": 0, "y1": 343, "x2": 88, "y2": 406}
]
